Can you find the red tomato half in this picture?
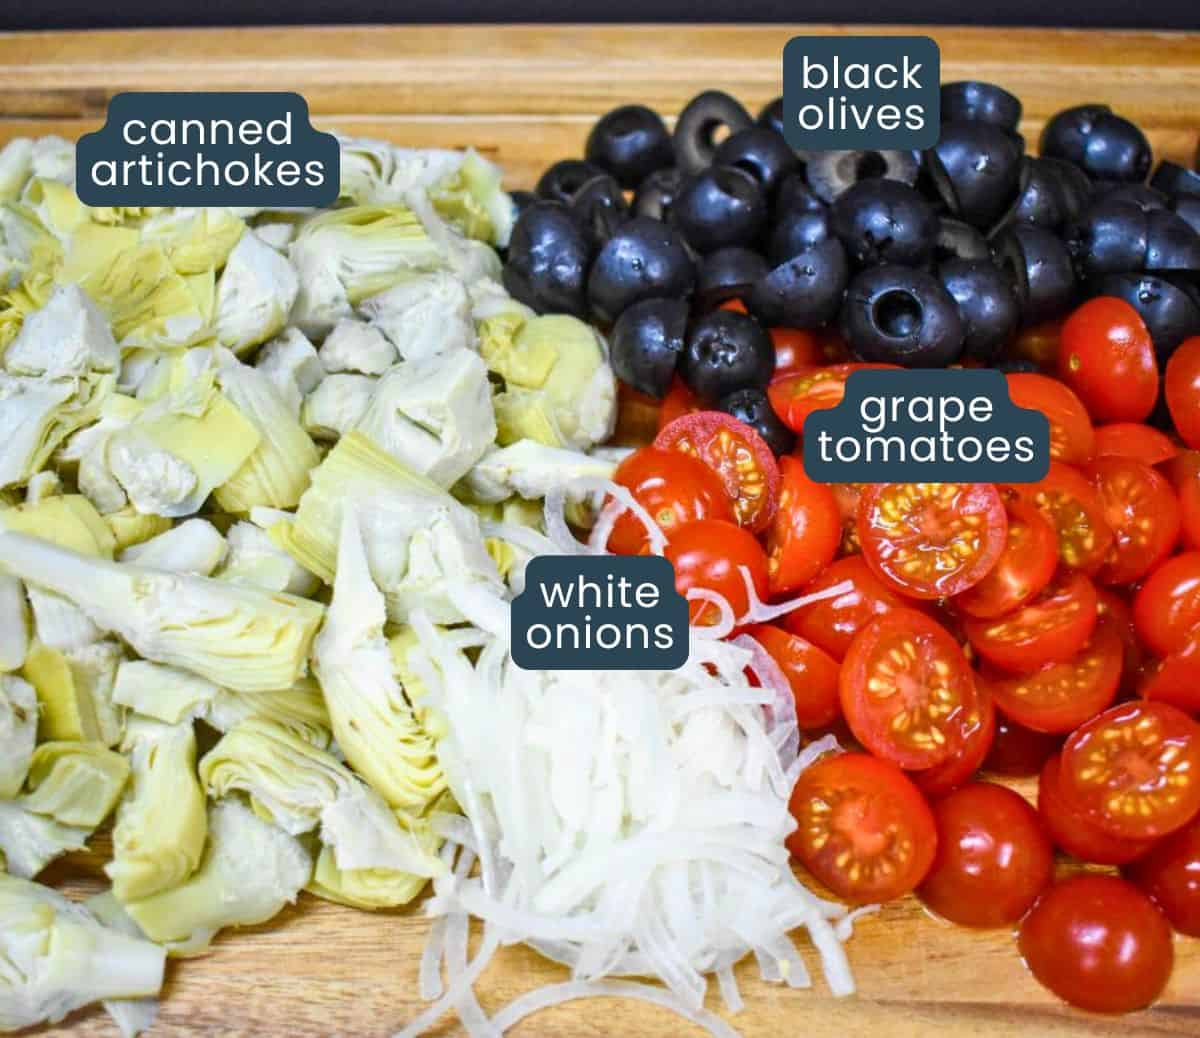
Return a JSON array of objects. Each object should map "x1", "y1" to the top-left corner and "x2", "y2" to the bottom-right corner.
[
  {"x1": 1086, "y1": 456, "x2": 1180, "y2": 586},
  {"x1": 746, "y1": 624, "x2": 841, "y2": 729},
  {"x1": 1165, "y1": 336, "x2": 1200, "y2": 449},
  {"x1": 766, "y1": 456, "x2": 840, "y2": 595},
  {"x1": 1125, "y1": 815, "x2": 1200, "y2": 937},
  {"x1": 857, "y1": 482, "x2": 1007, "y2": 600},
  {"x1": 839, "y1": 609, "x2": 977, "y2": 770},
  {"x1": 656, "y1": 376, "x2": 701, "y2": 431},
  {"x1": 910, "y1": 678, "x2": 996, "y2": 798},
  {"x1": 1061, "y1": 700, "x2": 1200, "y2": 840},
  {"x1": 1094, "y1": 423, "x2": 1179, "y2": 466},
  {"x1": 1038, "y1": 754, "x2": 1156, "y2": 865},
  {"x1": 665, "y1": 519, "x2": 768, "y2": 627},
  {"x1": 1006, "y1": 372, "x2": 1095, "y2": 464},
  {"x1": 655, "y1": 412, "x2": 781, "y2": 532},
  {"x1": 918, "y1": 782, "x2": 1053, "y2": 928},
  {"x1": 964, "y1": 570, "x2": 1098, "y2": 675},
  {"x1": 1018, "y1": 875, "x2": 1174, "y2": 1014},
  {"x1": 784, "y1": 555, "x2": 917, "y2": 661},
  {"x1": 607, "y1": 447, "x2": 735, "y2": 555},
  {"x1": 954, "y1": 501, "x2": 1058, "y2": 619},
  {"x1": 769, "y1": 327, "x2": 823, "y2": 377},
  {"x1": 767, "y1": 363, "x2": 899, "y2": 435},
  {"x1": 1058, "y1": 296, "x2": 1159, "y2": 423},
  {"x1": 787, "y1": 752, "x2": 937, "y2": 904},
  {"x1": 1133, "y1": 550, "x2": 1200, "y2": 659},
  {"x1": 1007, "y1": 461, "x2": 1113, "y2": 572},
  {"x1": 1140, "y1": 633, "x2": 1200, "y2": 714},
  {"x1": 987, "y1": 605, "x2": 1122, "y2": 733},
  {"x1": 831, "y1": 482, "x2": 864, "y2": 555}
]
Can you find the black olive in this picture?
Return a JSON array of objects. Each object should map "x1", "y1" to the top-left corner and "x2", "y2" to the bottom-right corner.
[
  {"x1": 840, "y1": 264, "x2": 965, "y2": 367},
  {"x1": 933, "y1": 218, "x2": 991, "y2": 263},
  {"x1": 671, "y1": 165, "x2": 767, "y2": 254},
  {"x1": 757, "y1": 96, "x2": 786, "y2": 137},
  {"x1": 938, "y1": 258, "x2": 1020, "y2": 363},
  {"x1": 772, "y1": 173, "x2": 825, "y2": 221},
  {"x1": 994, "y1": 223, "x2": 1078, "y2": 326},
  {"x1": 680, "y1": 309, "x2": 774, "y2": 403},
  {"x1": 673, "y1": 90, "x2": 753, "y2": 175},
  {"x1": 510, "y1": 190, "x2": 537, "y2": 218},
  {"x1": 1145, "y1": 209, "x2": 1200, "y2": 276},
  {"x1": 585, "y1": 105, "x2": 674, "y2": 189},
  {"x1": 924, "y1": 121, "x2": 1023, "y2": 230},
  {"x1": 1065, "y1": 199, "x2": 1150, "y2": 278},
  {"x1": 940, "y1": 81, "x2": 1023, "y2": 132},
  {"x1": 633, "y1": 167, "x2": 683, "y2": 223},
  {"x1": 1040, "y1": 105, "x2": 1152, "y2": 183},
  {"x1": 806, "y1": 149, "x2": 919, "y2": 204},
  {"x1": 695, "y1": 247, "x2": 770, "y2": 310},
  {"x1": 1091, "y1": 273, "x2": 1200, "y2": 362},
  {"x1": 994, "y1": 156, "x2": 1092, "y2": 234},
  {"x1": 609, "y1": 297, "x2": 689, "y2": 398},
  {"x1": 713, "y1": 127, "x2": 798, "y2": 201},
  {"x1": 536, "y1": 159, "x2": 606, "y2": 205},
  {"x1": 746, "y1": 239, "x2": 849, "y2": 329},
  {"x1": 586, "y1": 216, "x2": 695, "y2": 324},
  {"x1": 830, "y1": 179, "x2": 938, "y2": 267},
  {"x1": 769, "y1": 204, "x2": 833, "y2": 265},
  {"x1": 569, "y1": 174, "x2": 630, "y2": 245},
  {"x1": 1150, "y1": 161, "x2": 1200, "y2": 202},
  {"x1": 719, "y1": 387, "x2": 796, "y2": 456},
  {"x1": 1094, "y1": 182, "x2": 1170, "y2": 211},
  {"x1": 501, "y1": 201, "x2": 594, "y2": 318},
  {"x1": 1174, "y1": 198, "x2": 1200, "y2": 237}
]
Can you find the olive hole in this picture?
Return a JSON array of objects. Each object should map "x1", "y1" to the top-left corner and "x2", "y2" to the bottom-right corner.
[
  {"x1": 873, "y1": 289, "x2": 923, "y2": 338},
  {"x1": 856, "y1": 151, "x2": 888, "y2": 180}
]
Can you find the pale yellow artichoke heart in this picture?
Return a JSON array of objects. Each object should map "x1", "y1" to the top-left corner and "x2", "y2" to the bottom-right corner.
[
  {"x1": 110, "y1": 659, "x2": 218, "y2": 726},
  {"x1": 204, "y1": 677, "x2": 331, "y2": 750},
  {"x1": 20, "y1": 741, "x2": 130, "y2": 828},
  {"x1": 0, "y1": 532, "x2": 324, "y2": 694},
  {"x1": 106, "y1": 719, "x2": 206, "y2": 904},
  {"x1": 0, "y1": 873, "x2": 166, "y2": 1032},
  {"x1": 0, "y1": 372, "x2": 113, "y2": 489},
  {"x1": 22, "y1": 640, "x2": 123, "y2": 745},
  {"x1": 0, "y1": 493, "x2": 116, "y2": 558},
  {"x1": 138, "y1": 206, "x2": 245, "y2": 275},
  {"x1": 307, "y1": 822, "x2": 438, "y2": 911},
  {"x1": 314, "y1": 509, "x2": 447, "y2": 821},
  {"x1": 0, "y1": 801, "x2": 88, "y2": 878},
  {"x1": 104, "y1": 508, "x2": 172, "y2": 552},
  {"x1": 121, "y1": 798, "x2": 310, "y2": 951},
  {"x1": 0, "y1": 674, "x2": 37, "y2": 798}
]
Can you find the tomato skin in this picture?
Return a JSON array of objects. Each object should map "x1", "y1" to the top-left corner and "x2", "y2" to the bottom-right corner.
[
  {"x1": 1006, "y1": 372, "x2": 1095, "y2": 464},
  {"x1": 987, "y1": 605, "x2": 1122, "y2": 733},
  {"x1": 769, "y1": 327, "x2": 823, "y2": 377},
  {"x1": 1125, "y1": 815, "x2": 1200, "y2": 937},
  {"x1": 665, "y1": 519, "x2": 769, "y2": 627},
  {"x1": 1166, "y1": 451, "x2": 1200, "y2": 551},
  {"x1": 910, "y1": 681, "x2": 996, "y2": 799},
  {"x1": 1140, "y1": 633, "x2": 1200, "y2": 713},
  {"x1": 964, "y1": 570, "x2": 1098, "y2": 675},
  {"x1": 1086, "y1": 457, "x2": 1180, "y2": 586},
  {"x1": 767, "y1": 363, "x2": 899, "y2": 435},
  {"x1": 1008, "y1": 461, "x2": 1113, "y2": 572},
  {"x1": 1165, "y1": 336, "x2": 1200, "y2": 448},
  {"x1": 1133, "y1": 551, "x2": 1200, "y2": 659},
  {"x1": 655, "y1": 411, "x2": 781, "y2": 532},
  {"x1": 1094, "y1": 423, "x2": 1179, "y2": 466},
  {"x1": 1019, "y1": 874, "x2": 1174, "y2": 1014},
  {"x1": 857, "y1": 482, "x2": 1007, "y2": 600},
  {"x1": 1012, "y1": 320, "x2": 1061, "y2": 369},
  {"x1": 657, "y1": 376, "x2": 701, "y2": 431},
  {"x1": 1061, "y1": 700, "x2": 1200, "y2": 841},
  {"x1": 607, "y1": 447, "x2": 735, "y2": 555},
  {"x1": 954, "y1": 501, "x2": 1058, "y2": 620},
  {"x1": 984, "y1": 711, "x2": 1061, "y2": 777},
  {"x1": 784, "y1": 555, "x2": 919, "y2": 661},
  {"x1": 1058, "y1": 296, "x2": 1159, "y2": 423},
  {"x1": 766, "y1": 456, "x2": 840, "y2": 595},
  {"x1": 746, "y1": 624, "x2": 841, "y2": 729},
  {"x1": 839, "y1": 609, "x2": 977, "y2": 770},
  {"x1": 787, "y1": 751, "x2": 937, "y2": 904},
  {"x1": 1038, "y1": 755, "x2": 1156, "y2": 864},
  {"x1": 918, "y1": 782, "x2": 1053, "y2": 928}
]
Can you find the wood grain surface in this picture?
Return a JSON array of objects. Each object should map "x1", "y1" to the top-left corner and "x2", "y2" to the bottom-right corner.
[{"x1": 1, "y1": 22, "x2": 1199, "y2": 1038}]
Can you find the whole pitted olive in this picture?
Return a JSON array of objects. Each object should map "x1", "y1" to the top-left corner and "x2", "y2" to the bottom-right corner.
[
  {"x1": 673, "y1": 90, "x2": 754, "y2": 175},
  {"x1": 840, "y1": 264, "x2": 965, "y2": 367},
  {"x1": 536, "y1": 159, "x2": 606, "y2": 205},
  {"x1": 609, "y1": 297, "x2": 690, "y2": 398},
  {"x1": 713, "y1": 127, "x2": 798, "y2": 200},
  {"x1": 502, "y1": 200, "x2": 594, "y2": 318},
  {"x1": 680, "y1": 308, "x2": 775, "y2": 402},
  {"x1": 586, "y1": 216, "x2": 696, "y2": 324},
  {"x1": 998, "y1": 156, "x2": 1093, "y2": 233},
  {"x1": 1041, "y1": 104, "x2": 1153, "y2": 183},
  {"x1": 938, "y1": 258, "x2": 1021, "y2": 363},
  {"x1": 746, "y1": 238, "x2": 849, "y2": 329},
  {"x1": 994, "y1": 223, "x2": 1079, "y2": 326},
  {"x1": 924, "y1": 121, "x2": 1024, "y2": 229},
  {"x1": 585, "y1": 104, "x2": 674, "y2": 189},
  {"x1": 670, "y1": 165, "x2": 768, "y2": 254},
  {"x1": 830, "y1": 179, "x2": 939, "y2": 267},
  {"x1": 940, "y1": 81, "x2": 1023, "y2": 132}
]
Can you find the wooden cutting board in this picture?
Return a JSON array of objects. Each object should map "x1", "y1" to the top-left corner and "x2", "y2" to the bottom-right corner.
[{"x1": 1, "y1": 23, "x2": 1199, "y2": 1038}]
